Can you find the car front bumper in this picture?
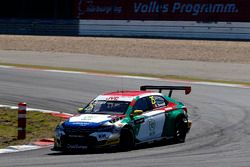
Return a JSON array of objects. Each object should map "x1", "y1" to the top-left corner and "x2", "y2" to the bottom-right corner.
[
  {"x1": 53, "y1": 132, "x2": 120, "y2": 151},
  {"x1": 187, "y1": 120, "x2": 192, "y2": 133}
]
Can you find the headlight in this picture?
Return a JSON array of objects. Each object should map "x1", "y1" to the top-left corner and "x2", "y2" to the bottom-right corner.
[
  {"x1": 97, "y1": 121, "x2": 121, "y2": 132},
  {"x1": 97, "y1": 125, "x2": 115, "y2": 132},
  {"x1": 97, "y1": 122, "x2": 117, "y2": 132}
]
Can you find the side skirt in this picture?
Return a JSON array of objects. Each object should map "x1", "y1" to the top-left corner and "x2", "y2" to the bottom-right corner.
[{"x1": 135, "y1": 136, "x2": 174, "y2": 146}]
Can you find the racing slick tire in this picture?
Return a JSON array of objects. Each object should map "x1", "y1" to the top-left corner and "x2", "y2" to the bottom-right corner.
[
  {"x1": 119, "y1": 127, "x2": 135, "y2": 151},
  {"x1": 174, "y1": 117, "x2": 188, "y2": 143}
]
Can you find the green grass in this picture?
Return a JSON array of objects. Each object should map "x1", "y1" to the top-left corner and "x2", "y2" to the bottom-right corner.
[
  {"x1": 0, "y1": 108, "x2": 62, "y2": 148},
  {"x1": 1, "y1": 62, "x2": 250, "y2": 86}
]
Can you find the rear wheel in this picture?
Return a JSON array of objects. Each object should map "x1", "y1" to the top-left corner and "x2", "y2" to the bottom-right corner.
[
  {"x1": 119, "y1": 127, "x2": 135, "y2": 151},
  {"x1": 174, "y1": 117, "x2": 188, "y2": 143}
]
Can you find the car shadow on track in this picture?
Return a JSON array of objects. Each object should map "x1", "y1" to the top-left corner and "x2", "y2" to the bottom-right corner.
[{"x1": 47, "y1": 140, "x2": 177, "y2": 156}]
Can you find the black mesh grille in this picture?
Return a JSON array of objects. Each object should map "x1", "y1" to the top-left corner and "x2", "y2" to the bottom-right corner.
[
  {"x1": 64, "y1": 126, "x2": 96, "y2": 136},
  {"x1": 61, "y1": 135, "x2": 97, "y2": 146}
]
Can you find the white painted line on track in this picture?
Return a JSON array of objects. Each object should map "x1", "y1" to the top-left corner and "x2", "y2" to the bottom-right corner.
[
  {"x1": 7, "y1": 145, "x2": 41, "y2": 151},
  {"x1": 0, "y1": 65, "x2": 249, "y2": 89},
  {"x1": 0, "y1": 145, "x2": 45, "y2": 154},
  {"x1": 0, "y1": 65, "x2": 13, "y2": 69},
  {"x1": 0, "y1": 149, "x2": 19, "y2": 154},
  {"x1": 120, "y1": 75, "x2": 158, "y2": 80},
  {"x1": 0, "y1": 104, "x2": 72, "y2": 116},
  {"x1": 44, "y1": 69, "x2": 85, "y2": 75},
  {"x1": 192, "y1": 82, "x2": 244, "y2": 87}
]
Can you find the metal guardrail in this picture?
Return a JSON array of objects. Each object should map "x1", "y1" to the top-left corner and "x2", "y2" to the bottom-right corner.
[
  {"x1": 78, "y1": 20, "x2": 250, "y2": 40},
  {"x1": 1, "y1": 19, "x2": 250, "y2": 40}
]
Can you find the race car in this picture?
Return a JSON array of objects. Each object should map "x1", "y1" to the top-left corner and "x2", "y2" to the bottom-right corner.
[{"x1": 53, "y1": 85, "x2": 192, "y2": 151}]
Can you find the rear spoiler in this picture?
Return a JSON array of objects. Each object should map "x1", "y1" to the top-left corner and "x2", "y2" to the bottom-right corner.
[{"x1": 140, "y1": 85, "x2": 191, "y2": 97}]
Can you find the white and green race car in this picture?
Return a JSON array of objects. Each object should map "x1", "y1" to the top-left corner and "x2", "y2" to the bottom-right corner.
[{"x1": 53, "y1": 85, "x2": 192, "y2": 151}]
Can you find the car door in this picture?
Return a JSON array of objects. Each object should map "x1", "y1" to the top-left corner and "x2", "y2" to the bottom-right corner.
[
  {"x1": 135, "y1": 95, "x2": 168, "y2": 142},
  {"x1": 148, "y1": 95, "x2": 168, "y2": 139},
  {"x1": 132, "y1": 96, "x2": 152, "y2": 142}
]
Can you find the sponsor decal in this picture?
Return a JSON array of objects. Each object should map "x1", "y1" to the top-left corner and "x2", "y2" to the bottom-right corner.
[
  {"x1": 77, "y1": 0, "x2": 122, "y2": 18},
  {"x1": 95, "y1": 95, "x2": 133, "y2": 102},
  {"x1": 98, "y1": 133, "x2": 107, "y2": 139},
  {"x1": 134, "y1": 1, "x2": 168, "y2": 14},
  {"x1": 133, "y1": 1, "x2": 238, "y2": 15},
  {"x1": 69, "y1": 114, "x2": 111, "y2": 123},
  {"x1": 90, "y1": 132, "x2": 112, "y2": 141},
  {"x1": 106, "y1": 96, "x2": 119, "y2": 101},
  {"x1": 74, "y1": 0, "x2": 249, "y2": 22},
  {"x1": 134, "y1": 117, "x2": 145, "y2": 125},
  {"x1": 68, "y1": 134, "x2": 85, "y2": 138},
  {"x1": 172, "y1": 2, "x2": 238, "y2": 16},
  {"x1": 148, "y1": 119, "x2": 156, "y2": 136},
  {"x1": 67, "y1": 144, "x2": 88, "y2": 149},
  {"x1": 106, "y1": 138, "x2": 119, "y2": 145}
]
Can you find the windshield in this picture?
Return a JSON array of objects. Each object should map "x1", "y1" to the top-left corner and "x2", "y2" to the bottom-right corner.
[{"x1": 82, "y1": 100, "x2": 130, "y2": 114}]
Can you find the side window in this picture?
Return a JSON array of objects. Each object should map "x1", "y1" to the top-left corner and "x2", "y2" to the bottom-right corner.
[
  {"x1": 133, "y1": 97, "x2": 152, "y2": 112},
  {"x1": 154, "y1": 96, "x2": 167, "y2": 108}
]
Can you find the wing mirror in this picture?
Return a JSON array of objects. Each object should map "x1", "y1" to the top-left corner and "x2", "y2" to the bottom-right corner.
[
  {"x1": 130, "y1": 110, "x2": 143, "y2": 117},
  {"x1": 134, "y1": 110, "x2": 143, "y2": 115}
]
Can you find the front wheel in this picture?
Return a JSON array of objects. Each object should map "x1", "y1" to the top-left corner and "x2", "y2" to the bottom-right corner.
[
  {"x1": 174, "y1": 117, "x2": 188, "y2": 143},
  {"x1": 119, "y1": 127, "x2": 135, "y2": 151}
]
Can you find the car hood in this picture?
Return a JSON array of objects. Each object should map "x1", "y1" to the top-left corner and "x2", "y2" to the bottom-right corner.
[
  {"x1": 70, "y1": 114, "x2": 112, "y2": 123},
  {"x1": 63, "y1": 114, "x2": 124, "y2": 128}
]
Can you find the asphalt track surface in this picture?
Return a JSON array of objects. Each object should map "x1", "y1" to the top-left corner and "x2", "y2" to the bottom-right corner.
[
  {"x1": 0, "y1": 67, "x2": 250, "y2": 167},
  {"x1": 1, "y1": 50, "x2": 250, "y2": 82}
]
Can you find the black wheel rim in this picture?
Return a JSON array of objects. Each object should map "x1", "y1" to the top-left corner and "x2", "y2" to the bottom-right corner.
[
  {"x1": 175, "y1": 119, "x2": 186, "y2": 142},
  {"x1": 120, "y1": 129, "x2": 134, "y2": 149}
]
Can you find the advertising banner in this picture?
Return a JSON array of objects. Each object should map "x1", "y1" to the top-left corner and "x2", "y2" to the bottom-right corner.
[{"x1": 74, "y1": 0, "x2": 250, "y2": 22}]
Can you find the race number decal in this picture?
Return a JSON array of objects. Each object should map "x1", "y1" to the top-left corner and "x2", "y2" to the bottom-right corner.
[{"x1": 149, "y1": 96, "x2": 156, "y2": 105}]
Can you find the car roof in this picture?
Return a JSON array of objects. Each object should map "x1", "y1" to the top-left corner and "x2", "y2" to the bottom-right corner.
[
  {"x1": 94, "y1": 90, "x2": 158, "y2": 102},
  {"x1": 103, "y1": 90, "x2": 153, "y2": 97}
]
